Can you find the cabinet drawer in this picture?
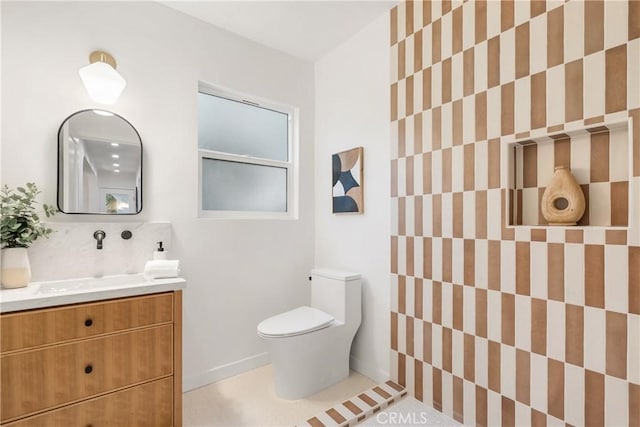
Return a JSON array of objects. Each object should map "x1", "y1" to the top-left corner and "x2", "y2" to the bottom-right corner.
[
  {"x1": 0, "y1": 325, "x2": 173, "y2": 422},
  {"x1": 1, "y1": 293, "x2": 173, "y2": 353},
  {"x1": 4, "y1": 377, "x2": 174, "y2": 427}
]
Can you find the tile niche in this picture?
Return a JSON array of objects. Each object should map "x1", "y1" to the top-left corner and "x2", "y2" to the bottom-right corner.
[{"x1": 507, "y1": 121, "x2": 630, "y2": 227}]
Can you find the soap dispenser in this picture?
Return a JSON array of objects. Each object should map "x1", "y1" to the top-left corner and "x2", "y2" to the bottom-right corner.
[{"x1": 153, "y1": 242, "x2": 167, "y2": 260}]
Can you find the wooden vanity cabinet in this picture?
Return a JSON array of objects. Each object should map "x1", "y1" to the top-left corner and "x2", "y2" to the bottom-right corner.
[{"x1": 0, "y1": 291, "x2": 182, "y2": 427}]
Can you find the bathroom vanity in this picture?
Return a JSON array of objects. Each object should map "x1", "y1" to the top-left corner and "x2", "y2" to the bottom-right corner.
[{"x1": 0, "y1": 276, "x2": 185, "y2": 427}]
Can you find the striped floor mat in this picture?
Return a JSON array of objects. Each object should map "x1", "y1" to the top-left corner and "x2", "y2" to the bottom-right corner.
[{"x1": 297, "y1": 381, "x2": 407, "y2": 427}]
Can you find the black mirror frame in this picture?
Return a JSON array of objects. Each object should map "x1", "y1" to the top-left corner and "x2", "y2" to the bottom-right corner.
[{"x1": 56, "y1": 109, "x2": 143, "y2": 215}]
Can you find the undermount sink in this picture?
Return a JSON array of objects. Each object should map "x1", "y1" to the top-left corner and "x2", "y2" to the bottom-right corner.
[
  {"x1": 36, "y1": 274, "x2": 148, "y2": 294},
  {"x1": 0, "y1": 273, "x2": 185, "y2": 313}
]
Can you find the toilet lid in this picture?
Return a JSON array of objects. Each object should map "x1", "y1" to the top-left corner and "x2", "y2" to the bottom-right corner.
[{"x1": 257, "y1": 306, "x2": 334, "y2": 337}]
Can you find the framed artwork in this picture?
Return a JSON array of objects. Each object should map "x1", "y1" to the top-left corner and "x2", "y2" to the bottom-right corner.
[{"x1": 332, "y1": 147, "x2": 364, "y2": 213}]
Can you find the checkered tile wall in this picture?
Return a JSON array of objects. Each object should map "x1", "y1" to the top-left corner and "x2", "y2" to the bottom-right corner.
[{"x1": 389, "y1": 1, "x2": 640, "y2": 426}]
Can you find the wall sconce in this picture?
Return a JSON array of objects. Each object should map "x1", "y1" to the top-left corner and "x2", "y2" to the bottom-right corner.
[{"x1": 78, "y1": 50, "x2": 126, "y2": 105}]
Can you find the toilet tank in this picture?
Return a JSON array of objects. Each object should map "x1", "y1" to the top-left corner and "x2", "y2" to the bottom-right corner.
[{"x1": 310, "y1": 269, "x2": 361, "y2": 324}]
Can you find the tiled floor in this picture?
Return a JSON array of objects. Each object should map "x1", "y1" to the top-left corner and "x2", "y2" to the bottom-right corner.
[
  {"x1": 183, "y1": 364, "x2": 376, "y2": 426},
  {"x1": 360, "y1": 397, "x2": 460, "y2": 426}
]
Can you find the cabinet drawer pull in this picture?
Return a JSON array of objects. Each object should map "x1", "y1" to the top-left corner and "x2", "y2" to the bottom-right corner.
[
  {"x1": 84, "y1": 365, "x2": 93, "y2": 374},
  {"x1": 84, "y1": 318, "x2": 93, "y2": 327}
]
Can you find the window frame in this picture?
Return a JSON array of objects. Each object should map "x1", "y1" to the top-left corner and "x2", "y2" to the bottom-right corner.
[{"x1": 197, "y1": 82, "x2": 298, "y2": 220}]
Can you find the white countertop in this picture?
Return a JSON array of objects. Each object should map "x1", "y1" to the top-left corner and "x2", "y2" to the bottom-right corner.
[{"x1": 0, "y1": 274, "x2": 186, "y2": 313}]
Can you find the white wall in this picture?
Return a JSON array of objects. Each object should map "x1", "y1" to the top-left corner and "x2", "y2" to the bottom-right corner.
[
  {"x1": 314, "y1": 14, "x2": 390, "y2": 381},
  {"x1": 1, "y1": 1, "x2": 315, "y2": 391}
]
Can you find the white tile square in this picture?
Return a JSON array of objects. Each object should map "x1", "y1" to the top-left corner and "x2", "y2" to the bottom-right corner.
[
  {"x1": 451, "y1": 54, "x2": 464, "y2": 104},
  {"x1": 515, "y1": 402, "x2": 531, "y2": 427},
  {"x1": 463, "y1": 191, "x2": 477, "y2": 239},
  {"x1": 487, "y1": 189, "x2": 502, "y2": 240},
  {"x1": 423, "y1": 195, "x2": 433, "y2": 236},
  {"x1": 398, "y1": 236, "x2": 407, "y2": 276},
  {"x1": 486, "y1": 0, "x2": 501, "y2": 39},
  {"x1": 515, "y1": 294, "x2": 531, "y2": 351},
  {"x1": 423, "y1": 361, "x2": 434, "y2": 405},
  {"x1": 463, "y1": 95, "x2": 476, "y2": 145},
  {"x1": 406, "y1": 275, "x2": 415, "y2": 318},
  {"x1": 397, "y1": 2, "x2": 406, "y2": 43},
  {"x1": 474, "y1": 140, "x2": 489, "y2": 190},
  {"x1": 605, "y1": 244, "x2": 628, "y2": 313},
  {"x1": 405, "y1": 353, "x2": 415, "y2": 396},
  {"x1": 537, "y1": 140, "x2": 555, "y2": 194},
  {"x1": 414, "y1": 71, "x2": 424, "y2": 115},
  {"x1": 583, "y1": 306, "x2": 606, "y2": 373},
  {"x1": 398, "y1": 78, "x2": 407, "y2": 120},
  {"x1": 609, "y1": 126, "x2": 629, "y2": 183},
  {"x1": 583, "y1": 51, "x2": 606, "y2": 120},
  {"x1": 432, "y1": 62, "x2": 442, "y2": 107},
  {"x1": 473, "y1": 238, "x2": 488, "y2": 290},
  {"x1": 398, "y1": 313, "x2": 407, "y2": 354},
  {"x1": 442, "y1": 282, "x2": 453, "y2": 328},
  {"x1": 432, "y1": 324, "x2": 443, "y2": 369},
  {"x1": 628, "y1": 314, "x2": 640, "y2": 384},
  {"x1": 462, "y1": 1, "x2": 475, "y2": 50},
  {"x1": 514, "y1": 0, "x2": 530, "y2": 26},
  {"x1": 501, "y1": 240, "x2": 516, "y2": 294},
  {"x1": 487, "y1": 289, "x2": 502, "y2": 342},
  {"x1": 605, "y1": 375, "x2": 629, "y2": 427},
  {"x1": 441, "y1": 11, "x2": 452, "y2": 61},
  {"x1": 414, "y1": 317, "x2": 424, "y2": 362},
  {"x1": 453, "y1": 329, "x2": 464, "y2": 378},
  {"x1": 500, "y1": 28, "x2": 516, "y2": 85},
  {"x1": 431, "y1": 0, "x2": 442, "y2": 22},
  {"x1": 564, "y1": 0, "x2": 584, "y2": 63},
  {"x1": 546, "y1": 65, "x2": 566, "y2": 128},
  {"x1": 546, "y1": 300, "x2": 565, "y2": 362},
  {"x1": 391, "y1": 43, "x2": 399, "y2": 83},
  {"x1": 564, "y1": 363, "x2": 585, "y2": 426},
  {"x1": 565, "y1": 243, "x2": 585, "y2": 305},
  {"x1": 423, "y1": 279, "x2": 433, "y2": 323},
  {"x1": 475, "y1": 337, "x2": 488, "y2": 388},
  {"x1": 487, "y1": 390, "x2": 502, "y2": 427},
  {"x1": 414, "y1": 236, "x2": 424, "y2": 279},
  {"x1": 405, "y1": 114, "x2": 415, "y2": 157},
  {"x1": 463, "y1": 379, "x2": 477, "y2": 426},
  {"x1": 414, "y1": 151, "x2": 424, "y2": 195},
  {"x1": 515, "y1": 226, "x2": 531, "y2": 242},
  {"x1": 604, "y1": 0, "x2": 628, "y2": 49},
  {"x1": 391, "y1": 274, "x2": 399, "y2": 313},
  {"x1": 442, "y1": 371, "x2": 454, "y2": 419},
  {"x1": 406, "y1": 35, "x2": 415, "y2": 81},
  {"x1": 463, "y1": 286, "x2": 477, "y2": 335},
  {"x1": 487, "y1": 86, "x2": 501, "y2": 139},
  {"x1": 515, "y1": 76, "x2": 531, "y2": 133},
  {"x1": 546, "y1": 227, "x2": 565, "y2": 243},
  {"x1": 432, "y1": 237, "x2": 443, "y2": 282},
  {"x1": 530, "y1": 352, "x2": 548, "y2": 412},
  {"x1": 413, "y1": 0, "x2": 423, "y2": 35},
  {"x1": 589, "y1": 182, "x2": 611, "y2": 226},
  {"x1": 529, "y1": 13, "x2": 547, "y2": 75},
  {"x1": 474, "y1": 41, "x2": 488, "y2": 93},
  {"x1": 406, "y1": 195, "x2": 415, "y2": 237},
  {"x1": 423, "y1": 25, "x2": 433, "y2": 68},
  {"x1": 570, "y1": 131, "x2": 591, "y2": 184},
  {"x1": 522, "y1": 188, "x2": 540, "y2": 226},
  {"x1": 442, "y1": 192, "x2": 453, "y2": 238},
  {"x1": 501, "y1": 345, "x2": 516, "y2": 400},
  {"x1": 391, "y1": 197, "x2": 399, "y2": 236},
  {"x1": 452, "y1": 145, "x2": 464, "y2": 192},
  {"x1": 452, "y1": 238, "x2": 464, "y2": 285},
  {"x1": 530, "y1": 241, "x2": 548, "y2": 299},
  {"x1": 423, "y1": 110, "x2": 433, "y2": 153},
  {"x1": 391, "y1": 120, "x2": 399, "y2": 159}
]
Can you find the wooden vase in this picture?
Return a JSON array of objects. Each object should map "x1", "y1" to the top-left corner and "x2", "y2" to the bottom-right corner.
[{"x1": 541, "y1": 166, "x2": 586, "y2": 226}]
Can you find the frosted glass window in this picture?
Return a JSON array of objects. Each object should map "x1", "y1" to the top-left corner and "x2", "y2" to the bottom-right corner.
[
  {"x1": 202, "y1": 158, "x2": 287, "y2": 212},
  {"x1": 198, "y1": 92, "x2": 288, "y2": 161}
]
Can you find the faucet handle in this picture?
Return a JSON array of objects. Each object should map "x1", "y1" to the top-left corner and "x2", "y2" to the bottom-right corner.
[{"x1": 93, "y1": 230, "x2": 106, "y2": 250}]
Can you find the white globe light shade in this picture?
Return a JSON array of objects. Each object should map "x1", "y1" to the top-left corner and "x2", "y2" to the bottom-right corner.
[{"x1": 78, "y1": 62, "x2": 126, "y2": 105}]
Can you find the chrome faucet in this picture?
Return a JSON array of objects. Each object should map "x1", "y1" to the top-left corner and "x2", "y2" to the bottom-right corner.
[{"x1": 93, "y1": 230, "x2": 106, "y2": 249}]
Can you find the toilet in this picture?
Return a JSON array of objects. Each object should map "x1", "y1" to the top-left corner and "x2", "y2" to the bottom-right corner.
[{"x1": 257, "y1": 268, "x2": 361, "y2": 399}]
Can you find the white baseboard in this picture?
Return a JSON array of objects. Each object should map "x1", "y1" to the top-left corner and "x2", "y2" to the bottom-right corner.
[
  {"x1": 350, "y1": 354, "x2": 389, "y2": 383},
  {"x1": 183, "y1": 352, "x2": 270, "y2": 392}
]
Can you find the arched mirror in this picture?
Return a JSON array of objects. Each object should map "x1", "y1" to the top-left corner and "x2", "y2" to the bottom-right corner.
[{"x1": 57, "y1": 109, "x2": 142, "y2": 214}]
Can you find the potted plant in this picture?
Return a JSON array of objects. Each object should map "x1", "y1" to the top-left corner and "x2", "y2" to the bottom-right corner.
[{"x1": 0, "y1": 183, "x2": 55, "y2": 288}]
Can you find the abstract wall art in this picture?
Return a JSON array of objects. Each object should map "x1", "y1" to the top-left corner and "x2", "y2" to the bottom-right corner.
[{"x1": 332, "y1": 147, "x2": 363, "y2": 213}]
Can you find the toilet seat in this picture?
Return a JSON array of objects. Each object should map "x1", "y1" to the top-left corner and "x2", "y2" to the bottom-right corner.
[{"x1": 257, "y1": 306, "x2": 334, "y2": 338}]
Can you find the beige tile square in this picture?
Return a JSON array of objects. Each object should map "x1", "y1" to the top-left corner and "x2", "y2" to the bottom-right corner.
[
  {"x1": 604, "y1": 0, "x2": 628, "y2": 49},
  {"x1": 629, "y1": 39, "x2": 640, "y2": 110},
  {"x1": 486, "y1": 0, "x2": 501, "y2": 39},
  {"x1": 463, "y1": 286, "x2": 477, "y2": 335},
  {"x1": 441, "y1": 10, "x2": 452, "y2": 60},
  {"x1": 463, "y1": 94, "x2": 476, "y2": 145},
  {"x1": 569, "y1": 131, "x2": 591, "y2": 184},
  {"x1": 398, "y1": 313, "x2": 407, "y2": 354},
  {"x1": 501, "y1": 345, "x2": 516, "y2": 400},
  {"x1": 397, "y1": 1, "x2": 406, "y2": 43},
  {"x1": 423, "y1": 279, "x2": 433, "y2": 323},
  {"x1": 397, "y1": 157, "x2": 407, "y2": 197},
  {"x1": 414, "y1": 153, "x2": 424, "y2": 196},
  {"x1": 564, "y1": 363, "x2": 585, "y2": 426},
  {"x1": 475, "y1": 337, "x2": 488, "y2": 389},
  {"x1": 398, "y1": 236, "x2": 407, "y2": 276},
  {"x1": 451, "y1": 51, "x2": 464, "y2": 102},
  {"x1": 398, "y1": 78, "x2": 407, "y2": 120},
  {"x1": 605, "y1": 375, "x2": 629, "y2": 427},
  {"x1": 529, "y1": 13, "x2": 547, "y2": 75},
  {"x1": 432, "y1": 324, "x2": 443, "y2": 369},
  {"x1": 628, "y1": 314, "x2": 640, "y2": 384},
  {"x1": 406, "y1": 115, "x2": 415, "y2": 157},
  {"x1": 390, "y1": 120, "x2": 399, "y2": 159},
  {"x1": 422, "y1": 361, "x2": 434, "y2": 404},
  {"x1": 391, "y1": 43, "x2": 399, "y2": 83},
  {"x1": 462, "y1": 1, "x2": 476, "y2": 50},
  {"x1": 536, "y1": 140, "x2": 555, "y2": 190},
  {"x1": 589, "y1": 182, "x2": 611, "y2": 226},
  {"x1": 432, "y1": 62, "x2": 442, "y2": 107},
  {"x1": 515, "y1": 401, "x2": 531, "y2": 427},
  {"x1": 452, "y1": 238, "x2": 464, "y2": 285},
  {"x1": 452, "y1": 329, "x2": 464, "y2": 378},
  {"x1": 422, "y1": 110, "x2": 433, "y2": 152},
  {"x1": 442, "y1": 371, "x2": 454, "y2": 419},
  {"x1": 487, "y1": 289, "x2": 502, "y2": 342},
  {"x1": 500, "y1": 27, "x2": 516, "y2": 85},
  {"x1": 514, "y1": 76, "x2": 531, "y2": 134},
  {"x1": 515, "y1": 294, "x2": 531, "y2": 351},
  {"x1": 487, "y1": 389, "x2": 502, "y2": 427},
  {"x1": 405, "y1": 195, "x2": 415, "y2": 236},
  {"x1": 442, "y1": 192, "x2": 453, "y2": 238},
  {"x1": 463, "y1": 191, "x2": 476, "y2": 239},
  {"x1": 423, "y1": 196, "x2": 433, "y2": 236},
  {"x1": 414, "y1": 71, "x2": 424, "y2": 119},
  {"x1": 423, "y1": 25, "x2": 433, "y2": 68},
  {"x1": 463, "y1": 378, "x2": 477, "y2": 426},
  {"x1": 487, "y1": 86, "x2": 501, "y2": 139},
  {"x1": 413, "y1": 0, "x2": 423, "y2": 34},
  {"x1": 474, "y1": 140, "x2": 489, "y2": 190},
  {"x1": 584, "y1": 51, "x2": 606, "y2": 120},
  {"x1": 583, "y1": 306, "x2": 606, "y2": 373},
  {"x1": 529, "y1": 352, "x2": 548, "y2": 413},
  {"x1": 474, "y1": 41, "x2": 488, "y2": 93},
  {"x1": 442, "y1": 283, "x2": 454, "y2": 329},
  {"x1": 609, "y1": 126, "x2": 629, "y2": 183},
  {"x1": 514, "y1": 0, "x2": 530, "y2": 26},
  {"x1": 604, "y1": 244, "x2": 628, "y2": 313},
  {"x1": 432, "y1": 238, "x2": 443, "y2": 282},
  {"x1": 452, "y1": 146, "x2": 464, "y2": 192},
  {"x1": 564, "y1": 0, "x2": 584, "y2": 63},
  {"x1": 442, "y1": 102, "x2": 453, "y2": 149},
  {"x1": 500, "y1": 241, "x2": 516, "y2": 294},
  {"x1": 546, "y1": 64, "x2": 566, "y2": 128},
  {"x1": 546, "y1": 300, "x2": 565, "y2": 362},
  {"x1": 405, "y1": 34, "x2": 415, "y2": 79},
  {"x1": 487, "y1": 189, "x2": 502, "y2": 239},
  {"x1": 432, "y1": 150, "x2": 443, "y2": 195},
  {"x1": 521, "y1": 187, "x2": 539, "y2": 225},
  {"x1": 530, "y1": 241, "x2": 548, "y2": 299}
]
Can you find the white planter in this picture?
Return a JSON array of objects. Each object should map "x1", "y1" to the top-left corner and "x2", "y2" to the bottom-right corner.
[{"x1": 1, "y1": 247, "x2": 32, "y2": 289}]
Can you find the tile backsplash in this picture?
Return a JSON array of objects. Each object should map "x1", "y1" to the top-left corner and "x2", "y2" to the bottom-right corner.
[{"x1": 27, "y1": 222, "x2": 172, "y2": 282}]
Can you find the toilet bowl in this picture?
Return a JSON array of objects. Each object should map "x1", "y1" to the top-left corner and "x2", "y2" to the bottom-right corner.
[{"x1": 257, "y1": 269, "x2": 361, "y2": 399}]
